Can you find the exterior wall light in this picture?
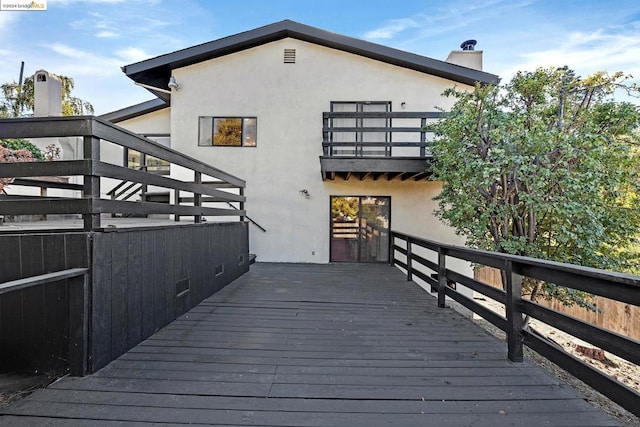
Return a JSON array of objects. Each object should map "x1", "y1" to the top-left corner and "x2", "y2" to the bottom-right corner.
[
  {"x1": 168, "y1": 76, "x2": 180, "y2": 90},
  {"x1": 299, "y1": 189, "x2": 310, "y2": 198}
]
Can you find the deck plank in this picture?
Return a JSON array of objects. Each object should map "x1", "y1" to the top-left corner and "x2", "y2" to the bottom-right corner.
[{"x1": 0, "y1": 263, "x2": 619, "y2": 426}]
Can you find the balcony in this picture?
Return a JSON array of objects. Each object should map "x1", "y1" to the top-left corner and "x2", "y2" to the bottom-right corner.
[{"x1": 320, "y1": 111, "x2": 443, "y2": 181}]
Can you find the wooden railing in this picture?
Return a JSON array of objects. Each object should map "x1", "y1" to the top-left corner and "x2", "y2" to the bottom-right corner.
[
  {"x1": 0, "y1": 116, "x2": 246, "y2": 231},
  {"x1": 322, "y1": 111, "x2": 443, "y2": 158},
  {"x1": 391, "y1": 231, "x2": 640, "y2": 417},
  {"x1": 0, "y1": 268, "x2": 89, "y2": 376}
]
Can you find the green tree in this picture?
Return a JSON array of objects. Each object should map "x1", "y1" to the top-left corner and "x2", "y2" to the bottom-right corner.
[
  {"x1": 0, "y1": 139, "x2": 44, "y2": 160},
  {"x1": 431, "y1": 67, "x2": 640, "y2": 308},
  {"x1": 0, "y1": 74, "x2": 94, "y2": 118},
  {"x1": 332, "y1": 197, "x2": 359, "y2": 220},
  {"x1": 0, "y1": 143, "x2": 35, "y2": 192}
]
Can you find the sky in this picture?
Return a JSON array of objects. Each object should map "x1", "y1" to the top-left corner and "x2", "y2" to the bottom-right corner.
[{"x1": 1, "y1": 0, "x2": 640, "y2": 115}]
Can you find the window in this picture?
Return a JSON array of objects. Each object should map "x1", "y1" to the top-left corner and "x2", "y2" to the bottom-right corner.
[
  {"x1": 329, "y1": 102, "x2": 391, "y2": 156},
  {"x1": 124, "y1": 135, "x2": 170, "y2": 175},
  {"x1": 198, "y1": 117, "x2": 257, "y2": 147}
]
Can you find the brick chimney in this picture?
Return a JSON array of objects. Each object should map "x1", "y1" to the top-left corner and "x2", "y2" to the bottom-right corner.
[
  {"x1": 33, "y1": 70, "x2": 62, "y2": 117},
  {"x1": 445, "y1": 39, "x2": 483, "y2": 71}
]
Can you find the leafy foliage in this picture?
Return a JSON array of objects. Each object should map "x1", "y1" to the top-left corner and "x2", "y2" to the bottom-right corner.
[
  {"x1": 0, "y1": 143, "x2": 35, "y2": 192},
  {"x1": 431, "y1": 67, "x2": 640, "y2": 307},
  {"x1": 213, "y1": 118, "x2": 243, "y2": 146},
  {"x1": 0, "y1": 74, "x2": 94, "y2": 118},
  {"x1": 332, "y1": 197, "x2": 359, "y2": 220},
  {"x1": 0, "y1": 139, "x2": 44, "y2": 160}
]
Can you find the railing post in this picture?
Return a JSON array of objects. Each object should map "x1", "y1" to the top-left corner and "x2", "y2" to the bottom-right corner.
[
  {"x1": 406, "y1": 236, "x2": 412, "y2": 281},
  {"x1": 194, "y1": 171, "x2": 202, "y2": 223},
  {"x1": 68, "y1": 271, "x2": 89, "y2": 376},
  {"x1": 83, "y1": 136, "x2": 100, "y2": 231},
  {"x1": 140, "y1": 153, "x2": 148, "y2": 208},
  {"x1": 505, "y1": 260, "x2": 524, "y2": 362},
  {"x1": 239, "y1": 186, "x2": 246, "y2": 223},
  {"x1": 437, "y1": 248, "x2": 446, "y2": 308},
  {"x1": 174, "y1": 189, "x2": 180, "y2": 222},
  {"x1": 388, "y1": 231, "x2": 394, "y2": 266},
  {"x1": 420, "y1": 116, "x2": 427, "y2": 158},
  {"x1": 323, "y1": 114, "x2": 331, "y2": 156}
]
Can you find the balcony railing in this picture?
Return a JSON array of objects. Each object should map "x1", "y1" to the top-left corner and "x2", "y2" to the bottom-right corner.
[
  {"x1": 322, "y1": 111, "x2": 443, "y2": 157},
  {"x1": 0, "y1": 116, "x2": 246, "y2": 231},
  {"x1": 320, "y1": 111, "x2": 443, "y2": 180}
]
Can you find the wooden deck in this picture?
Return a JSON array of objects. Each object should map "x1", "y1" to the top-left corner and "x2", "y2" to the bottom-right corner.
[{"x1": 0, "y1": 263, "x2": 618, "y2": 426}]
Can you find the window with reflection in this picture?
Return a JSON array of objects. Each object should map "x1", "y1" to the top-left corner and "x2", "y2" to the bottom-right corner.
[
  {"x1": 198, "y1": 117, "x2": 257, "y2": 147},
  {"x1": 124, "y1": 135, "x2": 170, "y2": 175}
]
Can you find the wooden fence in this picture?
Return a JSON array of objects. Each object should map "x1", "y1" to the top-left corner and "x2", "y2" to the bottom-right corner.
[{"x1": 476, "y1": 266, "x2": 640, "y2": 340}]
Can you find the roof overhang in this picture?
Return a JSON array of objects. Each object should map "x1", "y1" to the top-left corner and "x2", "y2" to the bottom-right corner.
[
  {"x1": 122, "y1": 20, "x2": 500, "y2": 95},
  {"x1": 99, "y1": 98, "x2": 169, "y2": 123}
]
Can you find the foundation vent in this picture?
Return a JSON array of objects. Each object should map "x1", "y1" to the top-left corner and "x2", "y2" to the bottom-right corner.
[{"x1": 284, "y1": 49, "x2": 296, "y2": 64}]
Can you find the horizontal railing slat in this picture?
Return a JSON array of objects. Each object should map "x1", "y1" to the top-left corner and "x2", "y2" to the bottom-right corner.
[
  {"x1": 95, "y1": 199, "x2": 244, "y2": 217},
  {"x1": 323, "y1": 126, "x2": 425, "y2": 132},
  {"x1": 95, "y1": 162, "x2": 245, "y2": 202},
  {"x1": 524, "y1": 329, "x2": 640, "y2": 416},
  {"x1": 446, "y1": 269, "x2": 507, "y2": 305},
  {"x1": 0, "y1": 198, "x2": 91, "y2": 215},
  {"x1": 0, "y1": 160, "x2": 91, "y2": 179},
  {"x1": 323, "y1": 111, "x2": 444, "y2": 119},
  {"x1": 521, "y1": 300, "x2": 640, "y2": 365},
  {"x1": 0, "y1": 268, "x2": 88, "y2": 295},
  {"x1": 443, "y1": 286, "x2": 508, "y2": 332}
]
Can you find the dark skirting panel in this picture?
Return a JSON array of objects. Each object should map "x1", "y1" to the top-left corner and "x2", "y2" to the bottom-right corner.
[
  {"x1": 89, "y1": 222, "x2": 249, "y2": 371},
  {"x1": 0, "y1": 221, "x2": 249, "y2": 375}
]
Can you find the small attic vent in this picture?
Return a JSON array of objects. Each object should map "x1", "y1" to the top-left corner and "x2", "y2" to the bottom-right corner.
[{"x1": 284, "y1": 48, "x2": 296, "y2": 64}]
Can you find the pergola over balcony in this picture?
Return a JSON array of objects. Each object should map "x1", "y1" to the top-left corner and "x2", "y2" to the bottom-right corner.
[{"x1": 320, "y1": 111, "x2": 443, "y2": 181}]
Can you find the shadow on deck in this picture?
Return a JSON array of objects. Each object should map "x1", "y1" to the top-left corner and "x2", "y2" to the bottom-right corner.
[{"x1": 0, "y1": 263, "x2": 618, "y2": 426}]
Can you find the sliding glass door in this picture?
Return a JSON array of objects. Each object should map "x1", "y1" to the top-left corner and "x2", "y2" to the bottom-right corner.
[{"x1": 330, "y1": 196, "x2": 390, "y2": 263}]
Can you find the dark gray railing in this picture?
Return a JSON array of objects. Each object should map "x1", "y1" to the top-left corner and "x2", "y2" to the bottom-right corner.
[
  {"x1": 0, "y1": 268, "x2": 89, "y2": 376},
  {"x1": 391, "y1": 230, "x2": 640, "y2": 417},
  {"x1": 322, "y1": 111, "x2": 443, "y2": 158},
  {"x1": 0, "y1": 116, "x2": 246, "y2": 231}
]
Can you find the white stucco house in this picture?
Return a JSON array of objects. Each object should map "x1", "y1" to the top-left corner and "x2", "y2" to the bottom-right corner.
[{"x1": 101, "y1": 20, "x2": 499, "y2": 267}]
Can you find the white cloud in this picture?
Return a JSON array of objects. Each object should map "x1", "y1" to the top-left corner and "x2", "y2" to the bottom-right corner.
[
  {"x1": 0, "y1": 9, "x2": 20, "y2": 34},
  {"x1": 49, "y1": 0, "x2": 126, "y2": 4},
  {"x1": 43, "y1": 42, "x2": 123, "y2": 76},
  {"x1": 364, "y1": 18, "x2": 420, "y2": 40},
  {"x1": 96, "y1": 30, "x2": 117, "y2": 38},
  {"x1": 499, "y1": 24, "x2": 640, "y2": 81},
  {"x1": 116, "y1": 47, "x2": 149, "y2": 62}
]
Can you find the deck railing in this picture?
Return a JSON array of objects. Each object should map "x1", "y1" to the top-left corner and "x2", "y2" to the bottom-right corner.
[
  {"x1": 0, "y1": 116, "x2": 246, "y2": 231},
  {"x1": 322, "y1": 111, "x2": 443, "y2": 158},
  {"x1": 391, "y1": 230, "x2": 640, "y2": 417}
]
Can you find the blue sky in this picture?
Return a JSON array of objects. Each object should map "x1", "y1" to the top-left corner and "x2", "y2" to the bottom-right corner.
[{"x1": 1, "y1": 0, "x2": 639, "y2": 114}]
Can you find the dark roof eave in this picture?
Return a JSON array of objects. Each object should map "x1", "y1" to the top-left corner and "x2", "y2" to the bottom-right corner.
[
  {"x1": 122, "y1": 20, "x2": 499, "y2": 89},
  {"x1": 99, "y1": 98, "x2": 169, "y2": 123}
]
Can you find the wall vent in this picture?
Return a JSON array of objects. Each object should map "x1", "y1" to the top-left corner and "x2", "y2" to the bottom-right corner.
[
  {"x1": 175, "y1": 278, "x2": 191, "y2": 298},
  {"x1": 283, "y1": 49, "x2": 296, "y2": 64},
  {"x1": 215, "y1": 264, "x2": 224, "y2": 277}
]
